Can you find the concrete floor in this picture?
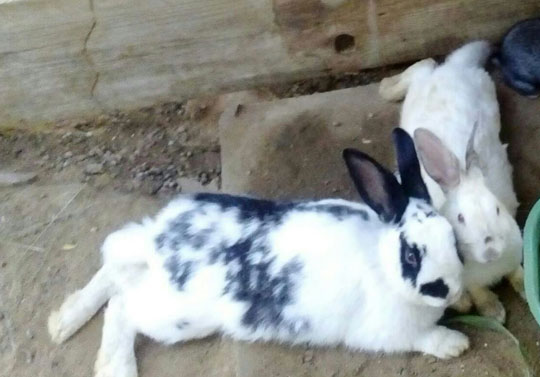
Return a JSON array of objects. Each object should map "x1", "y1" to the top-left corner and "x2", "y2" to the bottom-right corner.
[
  {"x1": 219, "y1": 82, "x2": 540, "y2": 376},
  {"x1": 1, "y1": 79, "x2": 539, "y2": 377}
]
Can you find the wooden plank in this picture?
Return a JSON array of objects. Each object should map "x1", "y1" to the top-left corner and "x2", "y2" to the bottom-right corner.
[{"x1": 0, "y1": 0, "x2": 539, "y2": 123}]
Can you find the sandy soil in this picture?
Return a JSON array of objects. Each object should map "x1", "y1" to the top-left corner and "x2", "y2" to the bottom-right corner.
[{"x1": 0, "y1": 76, "x2": 539, "y2": 377}]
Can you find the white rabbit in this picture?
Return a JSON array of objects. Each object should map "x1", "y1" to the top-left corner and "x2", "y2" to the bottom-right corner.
[
  {"x1": 48, "y1": 129, "x2": 467, "y2": 377},
  {"x1": 379, "y1": 41, "x2": 524, "y2": 323}
]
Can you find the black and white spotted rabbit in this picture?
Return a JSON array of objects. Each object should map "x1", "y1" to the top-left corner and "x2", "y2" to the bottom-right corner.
[{"x1": 49, "y1": 129, "x2": 468, "y2": 377}]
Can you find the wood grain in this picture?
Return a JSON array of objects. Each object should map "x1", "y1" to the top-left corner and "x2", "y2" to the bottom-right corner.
[{"x1": 0, "y1": 0, "x2": 538, "y2": 123}]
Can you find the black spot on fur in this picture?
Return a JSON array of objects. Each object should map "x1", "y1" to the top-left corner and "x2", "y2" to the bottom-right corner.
[
  {"x1": 217, "y1": 232, "x2": 304, "y2": 330},
  {"x1": 194, "y1": 193, "x2": 294, "y2": 223},
  {"x1": 287, "y1": 319, "x2": 311, "y2": 335},
  {"x1": 165, "y1": 257, "x2": 192, "y2": 290},
  {"x1": 155, "y1": 194, "x2": 382, "y2": 330},
  {"x1": 420, "y1": 279, "x2": 449, "y2": 299},
  {"x1": 176, "y1": 320, "x2": 190, "y2": 330},
  {"x1": 296, "y1": 203, "x2": 369, "y2": 221},
  {"x1": 155, "y1": 233, "x2": 166, "y2": 249},
  {"x1": 235, "y1": 258, "x2": 303, "y2": 330},
  {"x1": 155, "y1": 210, "x2": 197, "y2": 253},
  {"x1": 399, "y1": 233, "x2": 423, "y2": 287}
]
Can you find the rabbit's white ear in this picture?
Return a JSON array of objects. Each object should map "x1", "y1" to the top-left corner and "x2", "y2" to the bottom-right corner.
[
  {"x1": 413, "y1": 128, "x2": 460, "y2": 193},
  {"x1": 465, "y1": 121, "x2": 481, "y2": 171}
]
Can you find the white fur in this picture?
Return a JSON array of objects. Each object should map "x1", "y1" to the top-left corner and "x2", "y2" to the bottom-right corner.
[
  {"x1": 49, "y1": 190, "x2": 467, "y2": 377},
  {"x1": 379, "y1": 41, "x2": 523, "y2": 319}
]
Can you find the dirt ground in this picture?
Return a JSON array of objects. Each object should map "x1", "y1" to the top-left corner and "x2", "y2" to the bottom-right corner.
[{"x1": 0, "y1": 73, "x2": 539, "y2": 377}]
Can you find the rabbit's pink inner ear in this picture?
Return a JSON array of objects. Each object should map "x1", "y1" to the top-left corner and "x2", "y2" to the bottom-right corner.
[
  {"x1": 413, "y1": 128, "x2": 460, "y2": 192},
  {"x1": 343, "y1": 148, "x2": 408, "y2": 222},
  {"x1": 354, "y1": 158, "x2": 394, "y2": 216}
]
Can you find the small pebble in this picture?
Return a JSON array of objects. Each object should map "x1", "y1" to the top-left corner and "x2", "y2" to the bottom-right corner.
[
  {"x1": 302, "y1": 349, "x2": 314, "y2": 363},
  {"x1": 26, "y1": 329, "x2": 34, "y2": 339},
  {"x1": 84, "y1": 163, "x2": 104, "y2": 175},
  {"x1": 25, "y1": 350, "x2": 35, "y2": 364},
  {"x1": 0, "y1": 171, "x2": 38, "y2": 187}
]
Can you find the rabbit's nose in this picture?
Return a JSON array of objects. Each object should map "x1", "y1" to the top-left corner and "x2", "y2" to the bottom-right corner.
[
  {"x1": 484, "y1": 236, "x2": 493, "y2": 244},
  {"x1": 483, "y1": 247, "x2": 500, "y2": 262}
]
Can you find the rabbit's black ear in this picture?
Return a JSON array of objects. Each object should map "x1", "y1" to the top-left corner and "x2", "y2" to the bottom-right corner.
[
  {"x1": 343, "y1": 148, "x2": 408, "y2": 223},
  {"x1": 393, "y1": 128, "x2": 431, "y2": 202}
]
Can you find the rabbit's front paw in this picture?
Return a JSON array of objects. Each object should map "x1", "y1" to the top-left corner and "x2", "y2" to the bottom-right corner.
[
  {"x1": 470, "y1": 287, "x2": 506, "y2": 323},
  {"x1": 507, "y1": 267, "x2": 525, "y2": 300},
  {"x1": 451, "y1": 291, "x2": 473, "y2": 313},
  {"x1": 418, "y1": 327, "x2": 469, "y2": 359}
]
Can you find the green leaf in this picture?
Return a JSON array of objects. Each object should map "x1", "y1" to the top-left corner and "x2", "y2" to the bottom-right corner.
[{"x1": 445, "y1": 315, "x2": 534, "y2": 377}]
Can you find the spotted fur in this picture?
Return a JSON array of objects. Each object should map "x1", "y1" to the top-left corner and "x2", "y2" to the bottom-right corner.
[{"x1": 48, "y1": 130, "x2": 468, "y2": 377}]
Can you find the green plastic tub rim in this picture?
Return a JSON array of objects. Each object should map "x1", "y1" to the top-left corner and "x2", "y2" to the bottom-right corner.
[{"x1": 524, "y1": 198, "x2": 540, "y2": 327}]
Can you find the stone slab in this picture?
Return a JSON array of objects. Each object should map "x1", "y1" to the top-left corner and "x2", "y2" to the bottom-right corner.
[{"x1": 219, "y1": 82, "x2": 540, "y2": 377}]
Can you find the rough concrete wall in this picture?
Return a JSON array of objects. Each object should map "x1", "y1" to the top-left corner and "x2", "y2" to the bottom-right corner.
[{"x1": 0, "y1": 0, "x2": 539, "y2": 123}]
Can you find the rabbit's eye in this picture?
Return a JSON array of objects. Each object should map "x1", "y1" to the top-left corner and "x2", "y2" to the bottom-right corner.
[
  {"x1": 457, "y1": 213, "x2": 465, "y2": 224},
  {"x1": 496, "y1": 206, "x2": 500, "y2": 215},
  {"x1": 405, "y1": 250, "x2": 417, "y2": 267}
]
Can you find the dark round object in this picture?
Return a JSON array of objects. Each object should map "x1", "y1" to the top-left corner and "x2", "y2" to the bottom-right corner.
[{"x1": 495, "y1": 18, "x2": 540, "y2": 97}]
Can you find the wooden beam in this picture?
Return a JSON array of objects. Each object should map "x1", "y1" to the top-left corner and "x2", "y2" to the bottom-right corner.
[{"x1": 0, "y1": 0, "x2": 539, "y2": 123}]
